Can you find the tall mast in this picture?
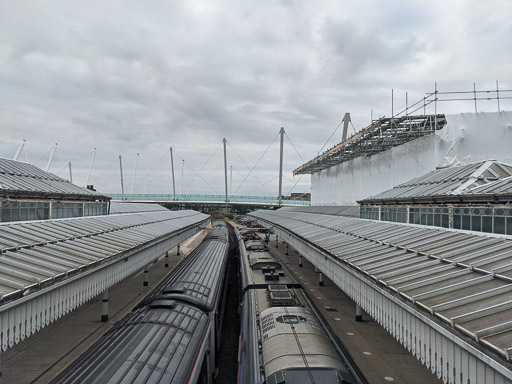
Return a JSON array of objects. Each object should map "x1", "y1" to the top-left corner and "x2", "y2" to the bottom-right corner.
[
  {"x1": 68, "y1": 162, "x2": 73, "y2": 183},
  {"x1": 180, "y1": 160, "x2": 184, "y2": 195},
  {"x1": 170, "y1": 147, "x2": 176, "y2": 201},
  {"x1": 86, "y1": 148, "x2": 96, "y2": 187},
  {"x1": 45, "y1": 143, "x2": 58, "y2": 172},
  {"x1": 13, "y1": 139, "x2": 26, "y2": 161},
  {"x1": 119, "y1": 155, "x2": 125, "y2": 201},
  {"x1": 230, "y1": 165, "x2": 233, "y2": 197},
  {"x1": 223, "y1": 138, "x2": 228, "y2": 209},
  {"x1": 342, "y1": 113, "x2": 351, "y2": 142},
  {"x1": 130, "y1": 153, "x2": 139, "y2": 195},
  {"x1": 278, "y1": 127, "x2": 285, "y2": 206}
]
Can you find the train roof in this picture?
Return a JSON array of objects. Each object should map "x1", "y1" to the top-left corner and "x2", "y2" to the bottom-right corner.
[
  {"x1": 245, "y1": 239, "x2": 267, "y2": 250},
  {"x1": 260, "y1": 307, "x2": 346, "y2": 378},
  {"x1": 248, "y1": 251, "x2": 281, "y2": 269},
  {"x1": 207, "y1": 220, "x2": 230, "y2": 242},
  {"x1": 241, "y1": 248, "x2": 297, "y2": 288},
  {"x1": 51, "y1": 303, "x2": 209, "y2": 384},
  {"x1": 147, "y1": 230, "x2": 229, "y2": 312}
]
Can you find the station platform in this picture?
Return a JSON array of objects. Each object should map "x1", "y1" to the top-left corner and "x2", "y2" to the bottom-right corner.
[
  {"x1": 266, "y1": 234, "x2": 443, "y2": 384},
  {"x1": 1, "y1": 231, "x2": 206, "y2": 384}
]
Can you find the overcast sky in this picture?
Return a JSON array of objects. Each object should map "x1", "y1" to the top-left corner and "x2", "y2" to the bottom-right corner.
[{"x1": 1, "y1": 0, "x2": 511, "y2": 197}]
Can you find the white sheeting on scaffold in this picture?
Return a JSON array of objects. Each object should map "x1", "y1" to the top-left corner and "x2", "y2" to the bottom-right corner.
[
  {"x1": 250, "y1": 209, "x2": 512, "y2": 384},
  {"x1": 0, "y1": 210, "x2": 209, "y2": 351},
  {"x1": 312, "y1": 111, "x2": 512, "y2": 205}
]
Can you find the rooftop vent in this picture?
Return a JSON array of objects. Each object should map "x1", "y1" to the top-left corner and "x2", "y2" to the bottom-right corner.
[{"x1": 269, "y1": 290, "x2": 296, "y2": 306}]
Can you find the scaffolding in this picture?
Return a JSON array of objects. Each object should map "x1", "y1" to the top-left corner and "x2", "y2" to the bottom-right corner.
[
  {"x1": 294, "y1": 83, "x2": 512, "y2": 176},
  {"x1": 294, "y1": 114, "x2": 446, "y2": 175}
]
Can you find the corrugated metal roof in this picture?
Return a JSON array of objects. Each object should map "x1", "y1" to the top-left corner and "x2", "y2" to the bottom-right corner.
[
  {"x1": 278, "y1": 205, "x2": 360, "y2": 217},
  {"x1": 465, "y1": 176, "x2": 512, "y2": 195},
  {"x1": 0, "y1": 158, "x2": 108, "y2": 200},
  {"x1": 146, "y1": 223, "x2": 229, "y2": 311},
  {"x1": 0, "y1": 210, "x2": 209, "y2": 302},
  {"x1": 109, "y1": 202, "x2": 168, "y2": 214},
  {"x1": 249, "y1": 209, "x2": 512, "y2": 363},
  {"x1": 361, "y1": 160, "x2": 512, "y2": 203}
]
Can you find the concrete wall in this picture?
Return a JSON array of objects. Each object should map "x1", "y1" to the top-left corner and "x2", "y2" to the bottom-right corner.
[{"x1": 311, "y1": 111, "x2": 512, "y2": 206}]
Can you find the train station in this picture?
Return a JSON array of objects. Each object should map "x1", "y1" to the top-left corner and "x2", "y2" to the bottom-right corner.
[{"x1": 1, "y1": 110, "x2": 512, "y2": 384}]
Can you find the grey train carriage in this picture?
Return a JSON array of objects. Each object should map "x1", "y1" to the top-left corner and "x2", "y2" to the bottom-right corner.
[
  {"x1": 236, "y1": 228, "x2": 359, "y2": 384},
  {"x1": 51, "y1": 220, "x2": 230, "y2": 384}
]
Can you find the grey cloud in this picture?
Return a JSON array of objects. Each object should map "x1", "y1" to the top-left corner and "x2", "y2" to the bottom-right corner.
[{"x1": 1, "y1": 0, "x2": 511, "y2": 196}]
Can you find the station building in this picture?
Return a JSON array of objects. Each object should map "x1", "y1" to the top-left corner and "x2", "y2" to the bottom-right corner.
[
  {"x1": 359, "y1": 160, "x2": 512, "y2": 235},
  {"x1": 0, "y1": 158, "x2": 110, "y2": 222}
]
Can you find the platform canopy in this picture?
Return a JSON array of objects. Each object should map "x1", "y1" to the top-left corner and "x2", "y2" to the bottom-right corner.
[
  {"x1": 0, "y1": 209, "x2": 209, "y2": 351},
  {"x1": 109, "y1": 201, "x2": 168, "y2": 214},
  {"x1": 0, "y1": 158, "x2": 108, "y2": 201},
  {"x1": 277, "y1": 205, "x2": 360, "y2": 217},
  {"x1": 250, "y1": 209, "x2": 512, "y2": 382},
  {"x1": 359, "y1": 160, "x2": 512, "y2": 205}
]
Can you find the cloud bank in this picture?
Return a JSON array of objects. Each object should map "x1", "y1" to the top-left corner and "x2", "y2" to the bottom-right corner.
[{"x1": 1, "y1": 0, "x2": 511, "y2": 196}]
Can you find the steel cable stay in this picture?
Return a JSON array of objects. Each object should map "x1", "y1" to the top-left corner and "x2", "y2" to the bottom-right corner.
[
  {"x1": 349, "y1": 121, "x2": 357, "y2": 136},
  {"x1": 91, "y1": 156, "x2": 118, "y2": 184},
  {"x1": 172, "y1": 149, "x2": 220, "y2": 195},
  {"x1": 23, "y1": 145, "x2": 29, "y2": 163},
  {"x1": 283, "y1": 132, "x2": 310, "y2": 197},
  {"x1": 33, "y1": 146, "x2": 53, "y2": 169},
  {"x1": 5, "y1": 143, "x2": 18, "y2": 160},
  {"x1": 53, "y1": 146, "x2": 72, "y2": 178},
  {"x1": 227, "y1": 168, "x2": 270, "y2": 198},
  {"x1": 8, "y1": 139, "x2": 30, "y2": 161},
  {"x1": 228, "y1": 133, "x2": 279, "y2": 197},
  {"x1": 316, "y1": 117, "x2": 344, "y2": 156},
  {"x1": 260, "y1": 175, "x2": 279, "y2": 186},
  {"x1": 182, "y1": 140, "x2": 222, "y2": 194},
  {"x1": 285, "y1": 174, "x2": 305, "y2": 198},
  {"x1": 132, "y1": 151, "x2": 167, "y2": 193},
  {"x1": 227, "y1": 142, "x2": 273, "y2": 197},
  {"x1": 284, "y1": 131, "x2": 306, "y2": 164},
  {"x1": 59, "y1": 151, "x2": 95, "y2": 182},
  {"x1": 227, "y1": 167, "x2": 244, "y2": 198}
]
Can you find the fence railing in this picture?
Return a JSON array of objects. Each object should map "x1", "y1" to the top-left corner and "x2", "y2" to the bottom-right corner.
[{"x1": 106, "y1": 193, "x2": 311, "y2": 206}]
